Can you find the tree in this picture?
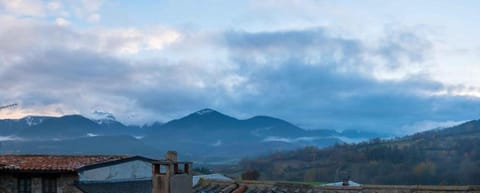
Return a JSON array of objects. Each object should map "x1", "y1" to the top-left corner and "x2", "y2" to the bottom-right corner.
[{"x1": 241, "y1": 169, "x2": 260, "y2": 180}]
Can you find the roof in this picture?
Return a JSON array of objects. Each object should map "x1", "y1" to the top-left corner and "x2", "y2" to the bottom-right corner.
[
  {"x1": 195, "y1": 180, "x2": 480, "y2": 193},
  {"x1": 193, "y1": 174, "x2": 233, "y2": 186},
  {"x1": 75, "y1": 179, "x2": 151, "y2": 193},
  {"x1": 322, "y1": 180, "x2": 360, "y2": 187},
  {"x1": 0, "y1": 155, "x2": 132, "y2": 172},
  {"x1": 194, "y1": 180, "x2": 316, "y2": 193}
]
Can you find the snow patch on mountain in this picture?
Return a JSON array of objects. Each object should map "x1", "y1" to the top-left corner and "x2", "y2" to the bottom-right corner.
[
  {"x1": 91, "y1": 110, "x2": 117, "y2": 124},
  {"x1": 87, "y1": 133, "x2": 99, "y2": 137},
  {"x1": 195, "y1": 109, "x2": 215, "y2": 115},
  {"x1": 24, "y1": 116, "x2": 46, "y2": 126},
  {"x1": 263, "y1": 136, "x2": 319, "y2": 143},
  {"x1": 0, "y1": 136, "x2": 22, "y2": 141},
  {"x1": 212, "y1": 140, "x2": 223, "y2": 147}
]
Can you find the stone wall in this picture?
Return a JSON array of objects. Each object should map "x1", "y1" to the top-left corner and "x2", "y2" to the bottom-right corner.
[
  {"x1": 314, "y1": 185, "x2": 480, "y2": 193},
  {"x1": 58, "y1": 174, "x2": 82, "y2": 193},
  {"x1": 0, "y1": 175, "x2": 17, "y2": 193},
  {"x1": 0, "y1": 174, "x2": 83, "y2": 193}
]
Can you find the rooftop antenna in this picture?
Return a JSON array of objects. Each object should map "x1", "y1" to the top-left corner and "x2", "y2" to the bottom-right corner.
[{"x1": 0, "y1": 103, "x2": 17, "y2": 110}]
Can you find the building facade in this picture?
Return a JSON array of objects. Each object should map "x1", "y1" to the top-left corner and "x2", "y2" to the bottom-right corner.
[{"x1": 0, "y1": 155, "x2": 154, "y2": 193}]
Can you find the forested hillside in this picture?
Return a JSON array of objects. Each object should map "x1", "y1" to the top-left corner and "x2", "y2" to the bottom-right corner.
[{"x1": 237, "y1": 119, "x2": 480, "y2": 185}]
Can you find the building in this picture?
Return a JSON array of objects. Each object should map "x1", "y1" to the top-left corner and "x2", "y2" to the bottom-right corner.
[
  {"x1": 2, "y1": 153, "x2": 480, "y2": 193},
  {"x1": 0, "y1": 155, "x2": 154, "y2": 193}
]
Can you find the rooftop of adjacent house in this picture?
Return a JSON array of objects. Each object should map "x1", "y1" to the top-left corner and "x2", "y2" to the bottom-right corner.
[
  {"x1": 193, "y1": 173, "x2": 233, "y2": 186},
  {"x1": 0, "y1": 154, "x2": 142, "y2": 172},
  {"x1": 194, "y1": 179, "x2": 480, "y2": 193}
]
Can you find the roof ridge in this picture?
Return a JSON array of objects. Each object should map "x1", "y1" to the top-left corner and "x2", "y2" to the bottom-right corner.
[
  {"x1": 0, "y1": 154, "x2": 138, "y2": 172},
  {"x1": 0, "y1": 154, "x2": 131, "y2": 157}
]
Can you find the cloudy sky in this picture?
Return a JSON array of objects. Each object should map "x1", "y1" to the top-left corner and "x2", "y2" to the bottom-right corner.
[{"x1": 1, "y1": 0, "x2": 480, "y2": 135}]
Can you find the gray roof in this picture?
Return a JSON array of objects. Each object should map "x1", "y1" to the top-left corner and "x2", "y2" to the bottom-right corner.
[
  {"x1": 193, "y1": 174, "x2": 233, "y2": 186},
  {"x1": 322, "y1": 180, "x2": 361, "y2": 187}
]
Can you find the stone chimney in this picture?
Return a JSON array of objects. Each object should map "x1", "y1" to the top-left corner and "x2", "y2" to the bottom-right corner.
[
  {"x1": 166, "y1": 151, "x2": 178, "y2": 161},
  {"x1": 342, "y1": 175, "x2": 350, "y2": 186},
  {"x1": 152, "y1": 151, "x2": 193, "y2": 193}
]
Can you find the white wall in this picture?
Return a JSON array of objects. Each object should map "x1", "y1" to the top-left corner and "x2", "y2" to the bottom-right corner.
[{"x1": 79, "y1": 160, "x2": 152, "y2": 181}]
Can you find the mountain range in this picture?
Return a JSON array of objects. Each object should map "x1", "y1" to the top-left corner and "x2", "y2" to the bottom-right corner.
[{"x1": 0, "y1": 108, "x2": 386, "y2": 163}]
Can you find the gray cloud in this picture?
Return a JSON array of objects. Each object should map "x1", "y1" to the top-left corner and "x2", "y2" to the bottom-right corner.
[
  {"x1": 1, "y1": 18, "x2": 479, "y2": 135},
  {"x1": 219, "y1": 29, "x2": 480, "y2": 134}
]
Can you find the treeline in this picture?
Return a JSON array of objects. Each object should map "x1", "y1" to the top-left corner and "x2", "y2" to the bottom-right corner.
[{"x1": 238, "y1": 120, "x2": 480, "y2": 185}]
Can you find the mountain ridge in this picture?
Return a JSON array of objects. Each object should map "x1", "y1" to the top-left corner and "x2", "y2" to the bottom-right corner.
[{"x1": 0, "y1": 108, "x2": 395, "y2": 162}]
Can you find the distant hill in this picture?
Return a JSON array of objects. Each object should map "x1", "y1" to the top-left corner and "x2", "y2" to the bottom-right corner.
[
  {"x1": 233, "y1": 119, "x2": 480, "y2": 185},
  {"x1": 0, "y1": 108, "x2": 382, "y2": 163},
  {"x1": 1, "y1": 135, "x2": 160, "y2": 156}
]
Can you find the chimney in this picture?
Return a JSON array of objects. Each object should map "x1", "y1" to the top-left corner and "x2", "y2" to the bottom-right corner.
[
  {"x1": 342, "y1": 175, "x2": 350, "y2": 186},
  {"x1": 166, "y1": 151, "x2": 178, "y2": 161},
  {"x1": 152, "y1": 151, "x2": 193, "y2": 193}
]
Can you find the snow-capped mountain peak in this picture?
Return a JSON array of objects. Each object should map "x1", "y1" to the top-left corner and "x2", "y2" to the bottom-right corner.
[
  {"x1": 195, "y1": 108, "x2": 215, "y2": 115},
  {"x1": 91, "y1": 110, "x2": 117, "y2": 124}
]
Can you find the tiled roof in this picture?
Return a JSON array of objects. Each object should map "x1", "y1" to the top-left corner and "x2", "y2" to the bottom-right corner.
[
  {"x1": 0, "y1": 155, "x2": 130, "y2": 172},
  {"x1": 193, "y1": 174, "x2": 233, "y2": 186},
  {"x1": 75, "y1": 180, "x2": 152, "y2": 193},
  {"x1": 195, "y1": 180, "x2": 480, "y2": 193},
  {"x1": 194, "y1": 180, "x2": 316, "y2": 193}
]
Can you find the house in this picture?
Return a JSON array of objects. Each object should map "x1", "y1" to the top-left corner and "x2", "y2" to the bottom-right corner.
[
  {"x1": 192, "y1": 174, "x2": 232, "y2": 186},
  {"x1": 0, "y1": 155, "x2": 154, "y2": 193}
]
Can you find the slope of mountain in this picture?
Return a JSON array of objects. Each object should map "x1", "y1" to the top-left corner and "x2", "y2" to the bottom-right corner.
[
  {"x1": 0, "y1": 108, "x2": 384, "y2": 163},
  {"x1": 159, "y1": 109, "x2": 240, "y2": 131},
  {"x1": 233, "y1": 119, "x2": 480, "y2": 185},
  {"x1": 15, "y1": 115, "x2": 105, "y2": 139},
  {"x1": 143, "y1": 109, "x2": 342, "y2": 163},
  {"x1": 0, "y1": 115, "x2": 147, "y2": 140},
  {"x1": 0, "y1": 135, "x2": 160, "y2": 156},
  {"x1": 0, "y1": 116, "x2": 52, "y2": 136}
]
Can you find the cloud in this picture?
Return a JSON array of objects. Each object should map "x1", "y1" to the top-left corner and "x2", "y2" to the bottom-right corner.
[
  {"x1": 219, "y1": 29, "x2": 480, "y2": 133},
  {"x1": 73, "y1": 0, "x2": 104, "y2": 23},
  {"x1": 47, "y1": 1, "x2": 62, "y2": 11},
  {"x1": 263, "y1": 136, "x2": 319, "y2": 143},
  {"x1": 0, "y1": 0, "x2": 46, "y2": 17},
  {"x1": 1, "y1": 12, "x2": 480, "y2": 135},
  {"x1": 55, "y1": 17, "x2": 69, "y2": 26},
  {"x1": 399, "y1": 120, "x2": 466, "y2": 135},
  {"x1": 87, "y1": 13, "x2": 100, "y2": 22}
]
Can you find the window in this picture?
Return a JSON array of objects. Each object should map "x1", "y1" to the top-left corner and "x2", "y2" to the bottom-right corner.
[
  {"x1": 17, "y1": 178, "x2": 31, "y2": 193},
  {"x1": 42, "y1": 178, "x2": 57, "y2": 193}
]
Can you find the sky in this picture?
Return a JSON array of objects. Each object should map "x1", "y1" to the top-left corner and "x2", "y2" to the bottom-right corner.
[{"x1": 1, "y1": 0, "x2": 480, "y2": 135}]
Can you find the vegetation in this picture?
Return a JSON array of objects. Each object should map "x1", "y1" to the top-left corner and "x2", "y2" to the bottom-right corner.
[
  {"x1": 235, "y1": 120, "x2": 480, "y2": 185},
  {"x1": 241, "y1": 169, "x2": 260, "y2": 180}
]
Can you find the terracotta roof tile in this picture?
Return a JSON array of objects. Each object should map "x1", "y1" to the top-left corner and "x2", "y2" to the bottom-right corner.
[{"x1": 0, "y1": 155, "x2": 130, "y2": 172}]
